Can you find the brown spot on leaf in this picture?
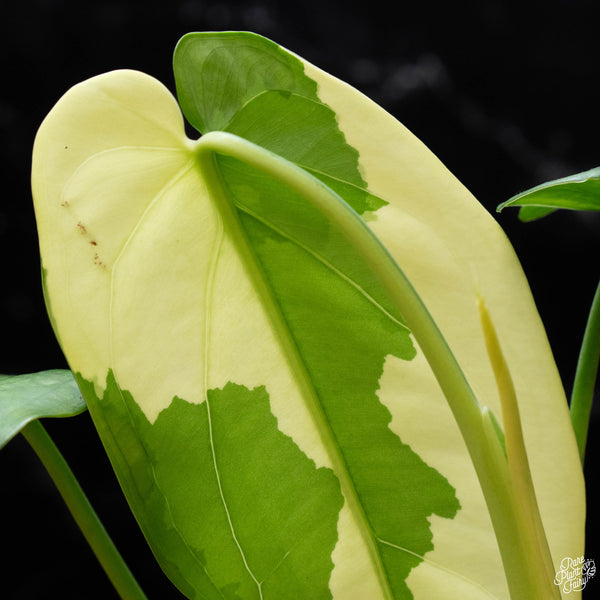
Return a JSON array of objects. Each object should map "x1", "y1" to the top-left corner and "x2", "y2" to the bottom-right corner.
[{"x1": 93, "y1": 252, "x2": 106, "y2": 269}]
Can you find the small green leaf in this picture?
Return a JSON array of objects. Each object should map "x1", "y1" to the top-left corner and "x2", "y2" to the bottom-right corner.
[
  {"x1": 174, "y1": 31, "x2": 317, "y2": 133},
  {"x1": 0, "y1": 370, "x2": 85, "y2": 448},
  {"x1": 516, "y1": 205, "x2": 558, "y2": 222},
  {"x1": 498, "y1": 166, "x2": 600, "y2": 221}
]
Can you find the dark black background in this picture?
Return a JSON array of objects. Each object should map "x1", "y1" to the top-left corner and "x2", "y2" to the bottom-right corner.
[{"x1": 1, "y1": 0, "x2": 598, "y2": 598}]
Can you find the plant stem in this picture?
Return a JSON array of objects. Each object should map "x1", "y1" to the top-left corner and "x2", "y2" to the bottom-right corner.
[
  {"x1": 478, "y1": 298, "x2": 558, "y2": 598},
  {"x1": 22, "y1": 419, "x2": 148, "y2": 600},
  {"x1": 570, "y1": 277, "x2": 600, "y2": 464},
  {"x1": 193, "y1": 131, "x2": 558, "y2": 599}
]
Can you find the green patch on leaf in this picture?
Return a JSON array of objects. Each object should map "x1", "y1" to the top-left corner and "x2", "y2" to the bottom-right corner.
[
  {"x1": 177, "y1": 31, "x2": 387, "y2": 218},
  {"x1": 224, "y1": 90, "x2": 387, "y2": 215},
  {"x1": 0, "y1": 370, "x2": 85, "y2": 448},
  {"x1": 218, "y1": 155, "x2": 461, "y2": 597},
  {"x1": 77, "y1": 371, "x2": 343, "y2": 600}
]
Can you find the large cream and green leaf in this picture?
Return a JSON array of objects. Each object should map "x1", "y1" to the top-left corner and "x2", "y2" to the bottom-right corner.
[{"x1": 31, "y1": 32, "x2": 584, "y2": 599}]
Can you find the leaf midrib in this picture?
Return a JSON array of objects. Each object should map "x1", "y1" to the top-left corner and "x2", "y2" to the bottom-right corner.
[{"x1": 209, "y1": 201, "x2": 396, "y2": 599}]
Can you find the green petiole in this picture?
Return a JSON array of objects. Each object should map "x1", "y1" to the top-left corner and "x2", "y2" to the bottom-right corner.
[
  {"x1": 570, "y1": 277, "x2": 600, "y2": 464},
  {"x1": 22, "y1": 420, "x2": 148, "y2": 600}
]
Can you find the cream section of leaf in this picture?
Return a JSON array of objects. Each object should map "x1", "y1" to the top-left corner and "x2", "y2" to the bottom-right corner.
[
  {"x1": 108, "y1": 166, "x2": 216, "y2": 421},
  {"x1": 329, "y1": 501, "x2": 390, "y2": 599},
  {"x1": 204, "y1": 227, "x2": 387, "y2": 597},
  {"x1": 377, "y1": 348, "x2": 508, "y2": 599},
  {"x1": 370, "y1": 204, "x2": 508, "y2": 596},
  {"x1": 51, "y1": 147, "x2": 194, "y2": 402},
  {"x1": 204, "y1": 228, "x2": 333, "y2": 472},
  {"x1": 307, "y1": 61, "x2": 509, "y2": 594}
]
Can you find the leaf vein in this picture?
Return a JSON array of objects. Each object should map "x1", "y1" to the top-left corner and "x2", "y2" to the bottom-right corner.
[
  {"x1": 377, "y1": 537, "x2": 501, "y2": 599},
  {"x1": 203, "y1": 208, "x2": 263, "y2": 598},
  {"x1": 235, "y1": 203, "x2": 409, "y2": 333}
]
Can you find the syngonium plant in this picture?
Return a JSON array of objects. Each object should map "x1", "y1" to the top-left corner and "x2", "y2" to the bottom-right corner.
[{"x1": 8, "y1": 30, "x2": 590, "y2": 599}]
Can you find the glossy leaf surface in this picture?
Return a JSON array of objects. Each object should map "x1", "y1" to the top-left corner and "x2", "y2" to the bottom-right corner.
[
  {"x1": 0, "y1": 370, "x2": 84, "y2": 448},
  {"x1": 498, "y1": 166, "x2": 600, "y2": 221},
  {"x1": 31, "y1": 32, "x2": 584, "y2": 599}
]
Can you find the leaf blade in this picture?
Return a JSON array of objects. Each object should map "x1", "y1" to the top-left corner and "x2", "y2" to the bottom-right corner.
[
  {"x1": 31, "y1": 32, "x2": 586, "y2": 600},
  {"x1": 498, "y1": 166, "x2": 600, "y2": 220},
  {"x1": 32, "y1": 68, "x2": 350, "y2": 598},
  {"x1": 174, "y1": 31, "x2": 318, "y2": 133},
  {"x1": 300, "y1": 49, "x2": 585, "y2": 598},
  {"x1": 0, "y1": 370, "x2": 85, "y2": 448},
  {"x1": 220, "y1": 151, "x2": 461, "y2": 596}
]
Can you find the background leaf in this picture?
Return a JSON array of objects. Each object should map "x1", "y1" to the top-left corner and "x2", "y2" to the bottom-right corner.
[
  {"x1": 498, "y1": 166, "x2": 600, "y2": 221},
  {"x1": 0, "y1": 369, "x2": 84, "y2": 448},
  {"x1": 174, "y1": 31, "x2": 318, "y2": 133}
]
